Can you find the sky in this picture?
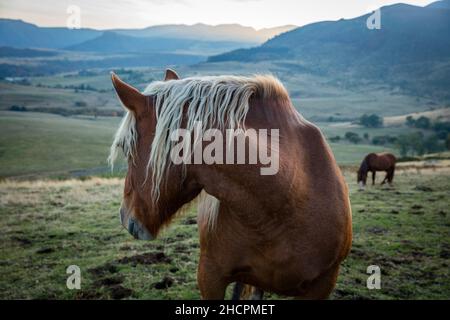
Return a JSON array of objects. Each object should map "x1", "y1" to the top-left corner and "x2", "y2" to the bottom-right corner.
[{"x1": 0, "y1": 0, "x2": 437, "y2": 30}]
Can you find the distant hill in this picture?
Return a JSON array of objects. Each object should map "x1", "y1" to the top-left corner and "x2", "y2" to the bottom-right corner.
[
  {"x1": 0, "y1": 19, "x2": 100, "y2": 49},
  {"x1": 0, "y1": 19, "x2": 295, "y2": 50},
  {"x1": 0, "y1": 46, "x2": 58, "y2": 58},
  {"x1": 66, "y1": 31, "x2": 254, "y2": 56},
  {"x1": 426, "y1": 0, "x2": 450, "y2": 9},
  {"x1": 209, "y1": 2, "x2": 450, "y2": 99}
]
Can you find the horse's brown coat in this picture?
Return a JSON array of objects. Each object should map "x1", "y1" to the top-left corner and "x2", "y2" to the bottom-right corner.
[
  {"x1": 357, "y1": 152, "x2": 397, "y2": 186},
  {"x1": 111, "y1": 70, "x2": 352, "y2": 299}
]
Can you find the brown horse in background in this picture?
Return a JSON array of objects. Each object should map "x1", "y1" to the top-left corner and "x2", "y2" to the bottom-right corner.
[
  {"x1": 357, "y1": 152, "x2": 396, "y2": 189},
  {"x1": 109, "y1": 68, "x2": 352, "y2": 299}
]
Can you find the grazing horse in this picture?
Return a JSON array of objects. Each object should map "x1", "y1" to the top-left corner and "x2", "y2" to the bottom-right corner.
[
  {"x1": 109, "y1": 68, "x2": 352, "y2": 299},
  {"x1": 357, "y1": 152, "x2": 396, "y2": 189}
]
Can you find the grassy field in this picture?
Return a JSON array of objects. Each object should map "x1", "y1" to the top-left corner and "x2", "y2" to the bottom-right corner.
[
  {"x1": 0, "y1": 111, "x2": 124, "y2": 178},
  {"x1": 0, "y1": 167, "x2": 448, "y2": 299},
  {"x1": 0, "y1": 111, "x2": 404, "y2": 178}
]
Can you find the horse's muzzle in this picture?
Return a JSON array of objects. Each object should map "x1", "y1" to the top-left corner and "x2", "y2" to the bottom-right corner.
[
  {"x1": 358, "y1": 181, "x2": 365, "y2": 191},
  {"x1": 120, "y1": 207, "x2": 153, "y2": 240}
]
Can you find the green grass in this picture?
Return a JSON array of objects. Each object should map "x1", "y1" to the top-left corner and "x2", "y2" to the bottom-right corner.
[
  {"x1": 0, "y1": 82, "x2": 119, "y2": 112},
  {"x1": 0, "y1": 169, "x2": 448, "y2": 299},
  {"x1": 0, "y1": 111, "x2": 123, "y2": 178},
  {"x1": 329, "y1": 143, "x2": 396, "y2": 164},
  {"x1": 0, "y1": 111, "x2": 405, "y2": 178}
]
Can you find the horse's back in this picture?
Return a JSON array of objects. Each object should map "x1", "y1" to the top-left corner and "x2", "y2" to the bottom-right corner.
[{"x1": 367, "y1": 152, "x2": 396, "y2": 170}]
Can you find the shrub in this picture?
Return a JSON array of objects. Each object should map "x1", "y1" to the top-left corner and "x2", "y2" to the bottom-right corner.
[
  {"x1": 360, "y1": 114, "x2": 383, "y2": 128},
  {"x1": 345, "y1": 132, "x2": 362, "y2": 144}
]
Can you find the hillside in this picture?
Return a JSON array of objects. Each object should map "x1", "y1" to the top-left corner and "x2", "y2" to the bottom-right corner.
[
  {"x1": 0, "y1": 19, "x2": 100, "y2": 49},
  {"x1": 209, "y1": 2, "x2": 450, "y2": 100},
  {"x1": 427, "y1": 0, "x2": 450, "y2": 9}
]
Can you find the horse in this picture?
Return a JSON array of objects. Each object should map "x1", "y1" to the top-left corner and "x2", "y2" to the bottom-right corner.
[
  {"x1": 109, "y1": 68, "x2": 352, "y2": 299},
  {"x1": 357, "y1": 152, "x2": 396, "y2": 189}
]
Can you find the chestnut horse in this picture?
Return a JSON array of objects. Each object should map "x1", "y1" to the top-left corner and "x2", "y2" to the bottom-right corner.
[
  {"x1": 109, "y1": 68, "x2": 352, "y2": 299},
  {"x1": 357, "y1": 152, "x2": 396, "y2": 189}
]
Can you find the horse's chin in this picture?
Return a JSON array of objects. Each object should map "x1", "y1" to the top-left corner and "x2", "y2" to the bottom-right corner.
[{"x1": 127, "y1": 217, "x2": 154, "y2": 240}]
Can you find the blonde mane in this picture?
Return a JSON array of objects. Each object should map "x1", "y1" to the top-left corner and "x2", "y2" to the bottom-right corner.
[{"x1": 109, "y1": 74, "x2": 291, "y2": 226}]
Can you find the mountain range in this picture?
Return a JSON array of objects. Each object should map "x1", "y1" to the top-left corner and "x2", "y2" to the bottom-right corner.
[
  {"x1": 209, "y1": 1, "x2": 450, "y2": 99},
  {"x1": 0, "y1": 19, "x2": 295, "y2": 52}
]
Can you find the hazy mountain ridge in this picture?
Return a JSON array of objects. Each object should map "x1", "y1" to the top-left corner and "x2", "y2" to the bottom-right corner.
[
  {"x1": 66, "y1": 31, "x2": 255, "y2": 56},
  {"x1": 0, "y1": 19, "x2": 295, "y2": 50},
  {"x1": 113, "y1": 23, "x2": 296, "y2": 43},
  {"x1": 0, "y1": 19, "x2": 101, "y2": 49}
]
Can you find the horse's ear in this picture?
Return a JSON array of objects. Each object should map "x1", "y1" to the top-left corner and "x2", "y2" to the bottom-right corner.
[
  {"x1": 111, "y1": 71, "x2": 146, "y2": 114},
  {"x1": 164, "y1": 68, "x2": 180, "y2": 81}
]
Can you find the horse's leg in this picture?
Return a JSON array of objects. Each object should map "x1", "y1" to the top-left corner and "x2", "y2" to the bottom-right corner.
[
  {"x1": 388, "y1": 167, "x2": 395, "y2": 185},
  {"x1": 372, "y1": 171, "x2": 376, "y2": 185},
  {"x1": 231, "y1": 282, "x2": 244, "y2": 300},
  {"x1": 235, "y1": 284, "x2": 265, "y2": 300},
  {"x1": 197, "y1": 256, "x2": 228, "y2": 299},
  {"x1": 381, "y1": 171, "x2": 388, "y2": 185},
  {"x1": 250, "y1": 287, "x2": 264, "y2": 300}
]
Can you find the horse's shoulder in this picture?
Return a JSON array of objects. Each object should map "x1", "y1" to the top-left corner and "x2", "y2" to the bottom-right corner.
[{"x1": 295, "y1": 119, "x2": 325, "y2": 142}]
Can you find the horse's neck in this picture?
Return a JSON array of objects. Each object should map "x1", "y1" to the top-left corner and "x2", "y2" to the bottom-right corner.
[{"x1": 196, "y1": 114, "x2": 306, "y2": 217}]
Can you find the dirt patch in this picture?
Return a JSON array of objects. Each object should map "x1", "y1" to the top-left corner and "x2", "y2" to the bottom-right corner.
[
  {"x1": 88, "y1": 263, "x2": 119, "y2": 276},
  {"x1": 75, "y1": 290, "x2": 104, "y2": 300},
  {"x1": 366, "y1": 227, "x2": 388, "y2": 235},
  {"x1": 87, "y1": 265, "x2": 133, "y2": 299},
  {"x1": 174, "y1": 244, "x2": 189, "y2": 253},
  {"x1": 117, "y1": 252, "x2": 171, "y2": 266},
  {"x1": 440, "y1": 244, "x2": 450, "y2": 259},
  {"x1": 183, "y1": 218, "x2": 197, "y2": 225},
  {"x1": 153, "y1": 276, "x2": 174, "y2": 289},
  {"x1": 12, "y1": 236, "x2": 32, "y2": 246},
  {"x1": 110, "y1": 285, "x2": 133, "y2": 299},
  {"x1": 414, "y1": 185, "x2": 433, "y2": 192},
  {"x1": 36, "y1": 247, "x2": 54, "y2": 254},
  {"x1": 119, "y1": 245, "x2": 133, "y2": 251},
  {"x1": 94, "y1": 275, "x2": 124, "y2": 287}
]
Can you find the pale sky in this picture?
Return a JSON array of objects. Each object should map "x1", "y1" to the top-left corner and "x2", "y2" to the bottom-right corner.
[{"x1": 0, "y1": 0, "x2": 437, "y2": 29}]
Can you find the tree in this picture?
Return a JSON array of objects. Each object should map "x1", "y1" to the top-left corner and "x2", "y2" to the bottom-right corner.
[
  {"x1": 360, "y1": 114, "x2": 383, "y2": 128},
  {"x1": 329, "y1": 135, "x2": 341, "y2": 142},
  {"x1": 396, "y1": 132, "x2": 427, "y2": 156},
  {"x1": 415, "y1": 116, "x2": 431, "y2": 129},
  {"x1": 405, "y1": 115, "x2": 415, "y2": 127},
  {"x1": 345, "y1": 132, "x2": 362, "y2": 144},
  {"x1": 411, "y1": 132, "x2": 425, "y2": 155},
  {"x1": 396, "y1": 135, "x2": 411, "y2": 157},
  {"x1": 423, "y1": 134, "x2": 441, "y2": 153}
]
